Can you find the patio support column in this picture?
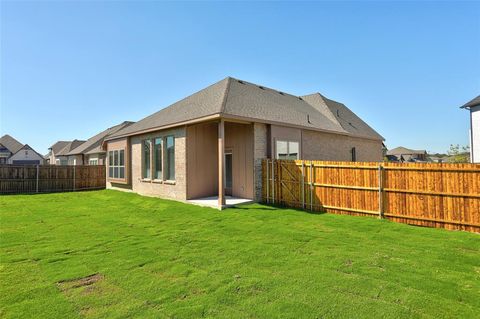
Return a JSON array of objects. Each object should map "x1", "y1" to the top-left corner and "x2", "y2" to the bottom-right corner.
[{"x1": 218, "y1": 119, "x2": 226, "y2": 208}]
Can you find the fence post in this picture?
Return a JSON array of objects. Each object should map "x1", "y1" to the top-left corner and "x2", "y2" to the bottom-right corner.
[
  {"x1": 266, "y1": 159, "x2": 269, "y2": 203},
  {"x1": 73, "y1": 165, "x2": 76, "y2": 191},
  {"x1": 22, "y1": 166, "x2": 26, "y2": 193},
  {"x1": 36, "y1": 165, "x2": 39, "y2": 193},
  {"x1": 310, "y1": 162, "x2": 314, "y2": 211},
  {"x1": 271, "y1": 159, "x2": 275, "y2": 205},
  {"x1": 378, "y1": 164, "x2": 384, "y2": 219},
  {"x1": 301, "y1": 161, "x2": 305, "y2": 209}
]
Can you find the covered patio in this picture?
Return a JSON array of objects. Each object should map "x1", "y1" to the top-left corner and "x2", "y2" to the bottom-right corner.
[{"x1": 186, "y1": 119, "x2": 255, "y2": 209}]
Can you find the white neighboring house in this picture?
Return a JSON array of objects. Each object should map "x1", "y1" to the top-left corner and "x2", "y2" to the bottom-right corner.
[
  {"x1": 0, "y1": 135, "x2": 44, "y2": 165},
  {"x1": 461, "y1": 95, "x2": 480, "y2": 163},
  {"x1": 8, "y1": 144, "x2": 45, "y2": 165}
]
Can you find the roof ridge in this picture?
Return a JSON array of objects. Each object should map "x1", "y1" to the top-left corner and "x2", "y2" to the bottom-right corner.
[{"x1": 219, "y1": 77, "x2": 233, "y2": 115}]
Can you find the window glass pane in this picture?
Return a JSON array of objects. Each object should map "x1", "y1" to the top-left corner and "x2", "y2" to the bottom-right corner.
[
  {"x1": 288, "y1": 141, "x2": 299, "y2": 160},
  {"x1": 276, "y1": 141, "x2": 288, "y2": 160},
  {"x1": 114, "y1": 150, "x2": 119, "y2": 166},
  {"x1": 154, "y1": 138, "x2": 162, "y2": 179},
  {"x1": 114, "y1": 167, "x2": 119, "y2": 178},
  {"x1": 109, "y1": 151, "x2": 113, "y2": 166},
  {"x1": 225, "y1": 153, "x2": 232, "y2": 188},
  {"x1": 166, "y1": 136, "x2": 175, "y2": 180},
  {"x1": 119, "y1": 150, "x2": 124, "y2": 166},
  {"x1": 109, "y1": 167, "x2": 113, "y2": 178},
  {"x1": 143, "y1": 140, "x2": 151, "y2": 179},
  {"x1": 119, "y1": 167, "x2": 125, "y2": 179}
]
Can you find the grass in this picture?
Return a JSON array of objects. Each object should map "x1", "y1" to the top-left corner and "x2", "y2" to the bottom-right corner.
[{"x1": 0, "y1": 190, "x2": 479, "y2": 319}]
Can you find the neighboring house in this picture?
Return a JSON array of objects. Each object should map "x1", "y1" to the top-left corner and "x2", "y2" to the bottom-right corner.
[
  {"x1": 8, "y1": 144, "x2": 45, "y2": 165},
  {"x1": 0, "y1": 135, "x2": 44, "y2": 165},
  {"x1": 0, "y1": 135, "x2": 23, "y2": 164},
  {"x1": 104, "y1": 77, "x2": 384, "y2": 208},
  {"x1": 52, "y1": 140, "x2": 86, "y2": 165},
  {"x1": 386, "y1": 147, "x2": 427, "y2": 162},
  {"x1": 48, "y1": 141, "x2": 70, "y2": 165},
  {"x1": 460, "y1": 95, "x2": 480, "y2": 163},
  {"x1": 65, "y1": 121, "x2": 134, "y2": 165}
]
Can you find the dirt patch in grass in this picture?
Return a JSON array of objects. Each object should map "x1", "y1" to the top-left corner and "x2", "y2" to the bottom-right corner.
[{"x1": 57, "y1": 273, "x2": 104, "y2": 293}]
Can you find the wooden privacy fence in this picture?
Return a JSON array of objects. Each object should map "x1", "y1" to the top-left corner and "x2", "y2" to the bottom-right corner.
[
  {"x1": 0, "y1": 165, "x2": 106, "y2": 194},
  {"x1": 262, "y1": 160, "x2": 480, "y2": 233}
]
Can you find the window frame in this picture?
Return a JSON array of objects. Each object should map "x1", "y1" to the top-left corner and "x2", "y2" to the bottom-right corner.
[
  {"x1": 142, "y1": 140, "x2": 152, "y2": 180},
  {"x1": 107, "y1": 149, "x2": 126, "y2": 181},
  {"x1": 141, "y1": 135, "x2": 176, "y2": 183},
  {"x1": 275, "y1": 139, "x2": 300, "y2": 160}
]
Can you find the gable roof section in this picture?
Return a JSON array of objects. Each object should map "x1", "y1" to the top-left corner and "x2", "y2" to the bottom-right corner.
[
  {"x1": 55, "y1": 140, "x2": 86, "y2": 156},
  {"x1": 10, "y1": 144, "x2": 45, "y2": 160},
  {"x1": 108, "y1": 77, "x2": 383, "y2": 141},
  {"x1": 49, "y1": 141, "x2": 70, "y2": 154},
  {"x1": 302, "y1": 93, "x2": 384, "y2": 140},
  {"x1": 460, "y1": 95, "x2": 480, "y2": 109},
  {"x1": 66, "y1": 121, "x2": 134, "y2": 156},
  {"x1": 0, "y1": 135, "x2": 24, "y2": 154},
  {"x1": 386, "y1": 146, "x2": 426, "y2": 156}
]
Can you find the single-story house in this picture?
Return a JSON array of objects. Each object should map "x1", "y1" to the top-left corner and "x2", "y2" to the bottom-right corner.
[
  {"x1": 460, "y1": 95, "x2": 480, "y2": 163},
  {"x1": 50, "y1": 140, "x2": 86, "y2": 165},
  {"x1": 386, "y1": 146, "x2": 427, "y2": 162},
  {"x1": 0, "y1": 135, "x2": 44, "y2": 165},
  {"x1": 48, "y1": 141, "x2": 71, "y2": 165},
  {"x1": 65, "y1": 121, "x2": 134, "y2": 165},
  {"x1": 104, "y1": 77, "x2": 384, "y2": 208}
]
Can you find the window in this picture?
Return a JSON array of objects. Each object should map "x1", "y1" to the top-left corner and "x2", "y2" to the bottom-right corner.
[
  {"x1": 351, "y1": 147, "x2": 356, "y2": 162},
  {"x1": 143, "y1": 140, "x2": 151, "y2": 179},
  {"x1": 108, "y1": 150, "x2": 125, "y2": 179},
  {"x1": 89, "y1": 159, "x2": 98, "y2": 165},
  {"x1": 154, "y1": 138, "x2": 162, "y2": 179},
  {"x1": 275, "y1": 140, "x2": 299, "y2": 160},
  {"x1": 141, "y1": 135, "x2": 176, "y2": 182},
  {"x1": 165, "y1": 136, "x2": 175, "y2": 180}
]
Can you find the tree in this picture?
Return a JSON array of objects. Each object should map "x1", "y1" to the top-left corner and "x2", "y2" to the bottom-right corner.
[{"x1": 447, "y1": 144, "x2": 470, "y2": 163}]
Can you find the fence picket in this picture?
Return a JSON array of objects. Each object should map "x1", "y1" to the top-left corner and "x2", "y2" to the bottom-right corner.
[{"x1": 262, "y1": 160, "x2": 480, "y2": 233}]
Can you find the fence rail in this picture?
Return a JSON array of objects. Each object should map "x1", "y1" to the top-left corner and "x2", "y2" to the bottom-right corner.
[
  {"x1": 262, "y1": 160, "x2": 480, "y2": 233},
  {"x1": 0, "y1": 165, "x2": 106, "y2": 194}
]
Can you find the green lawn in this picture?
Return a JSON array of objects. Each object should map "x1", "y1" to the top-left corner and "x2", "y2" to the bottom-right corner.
[{"x1": 0, "y1": 190, "x2": 479, "y2": 318}]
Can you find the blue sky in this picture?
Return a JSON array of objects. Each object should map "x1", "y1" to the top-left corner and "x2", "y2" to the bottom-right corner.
[{"x1": 1, "y1": 1, "x2": 479, "y2": 154}]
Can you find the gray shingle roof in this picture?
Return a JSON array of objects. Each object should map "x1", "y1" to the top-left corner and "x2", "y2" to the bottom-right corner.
[
  {"x1": 49, "y1": 141, "x2": 70, "y2": 154},
  {"x1": 55, "y1": 140, "x2": 86, "y2": 156},
  {"x1": 461, "y1": 95, "x2": 480, "y2": 109},
  {"x1": 108, "y1": 77, "x2": 383, "y2": 141},
  {"x1": 0, "y1": 135, "x2": 23, "y2": 154},
  {"x1": 386, "y1": 147, "x2": 426, "y2": 156},
  {"x1": 66, "y1": 121, "x2": 134, "y2": 156}
]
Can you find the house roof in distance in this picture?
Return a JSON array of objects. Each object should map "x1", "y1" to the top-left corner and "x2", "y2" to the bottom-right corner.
[
  {"x1": 49, "y1": 141, "x2": 70, "y2": 154},
  {"x1": 66, "y1": 121, "x2": 134, "y2": 156},
  {"x1": 386, "y1": 146, "x2": 427, "y2": 156},
  {"x1": 107, "y1": 77, "x2": 384, "y2": 141},
  {"x1": 0, "y1": 135, "x2": 24, "y2": 154},
  {"x1": 55, "y1": 140, "x2": 86, "y2": 156},
  {"x1": 460, "y1": 95, "x2": 480, "y2": 109}
]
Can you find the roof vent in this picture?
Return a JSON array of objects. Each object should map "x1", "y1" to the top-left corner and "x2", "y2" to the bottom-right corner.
[
  {"x1": 298, "y1": 97, "x2": 303, "y2": 101},
  {"x1": 307, "y1": 114, "x2": 312, "y2": 124},
  {"x1": 238, "y1": 80, "x2": 245, "y2": 84},
  {"x1": 336, "y1": 110, "x2": 340, "y2": 117},
  {"x1": 258, "y1": 86, "x2": 265, "y2": 90},
  {"x1": 278, "y1": 91, "x2": 285, "y2": 95}
]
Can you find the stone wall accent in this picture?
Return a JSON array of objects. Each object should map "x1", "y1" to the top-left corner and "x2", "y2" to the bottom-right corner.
[{"x1": 253, "y1": 123, "x2": 268, "y2": 201}]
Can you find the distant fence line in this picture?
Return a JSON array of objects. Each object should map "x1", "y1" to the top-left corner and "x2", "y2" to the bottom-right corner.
[
  {"x1": 0, "y1": 165, "x2": 106, "y2": 194},
  {"x1": 262, "y1": 160, "x2": 480, "y2": 233}
]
